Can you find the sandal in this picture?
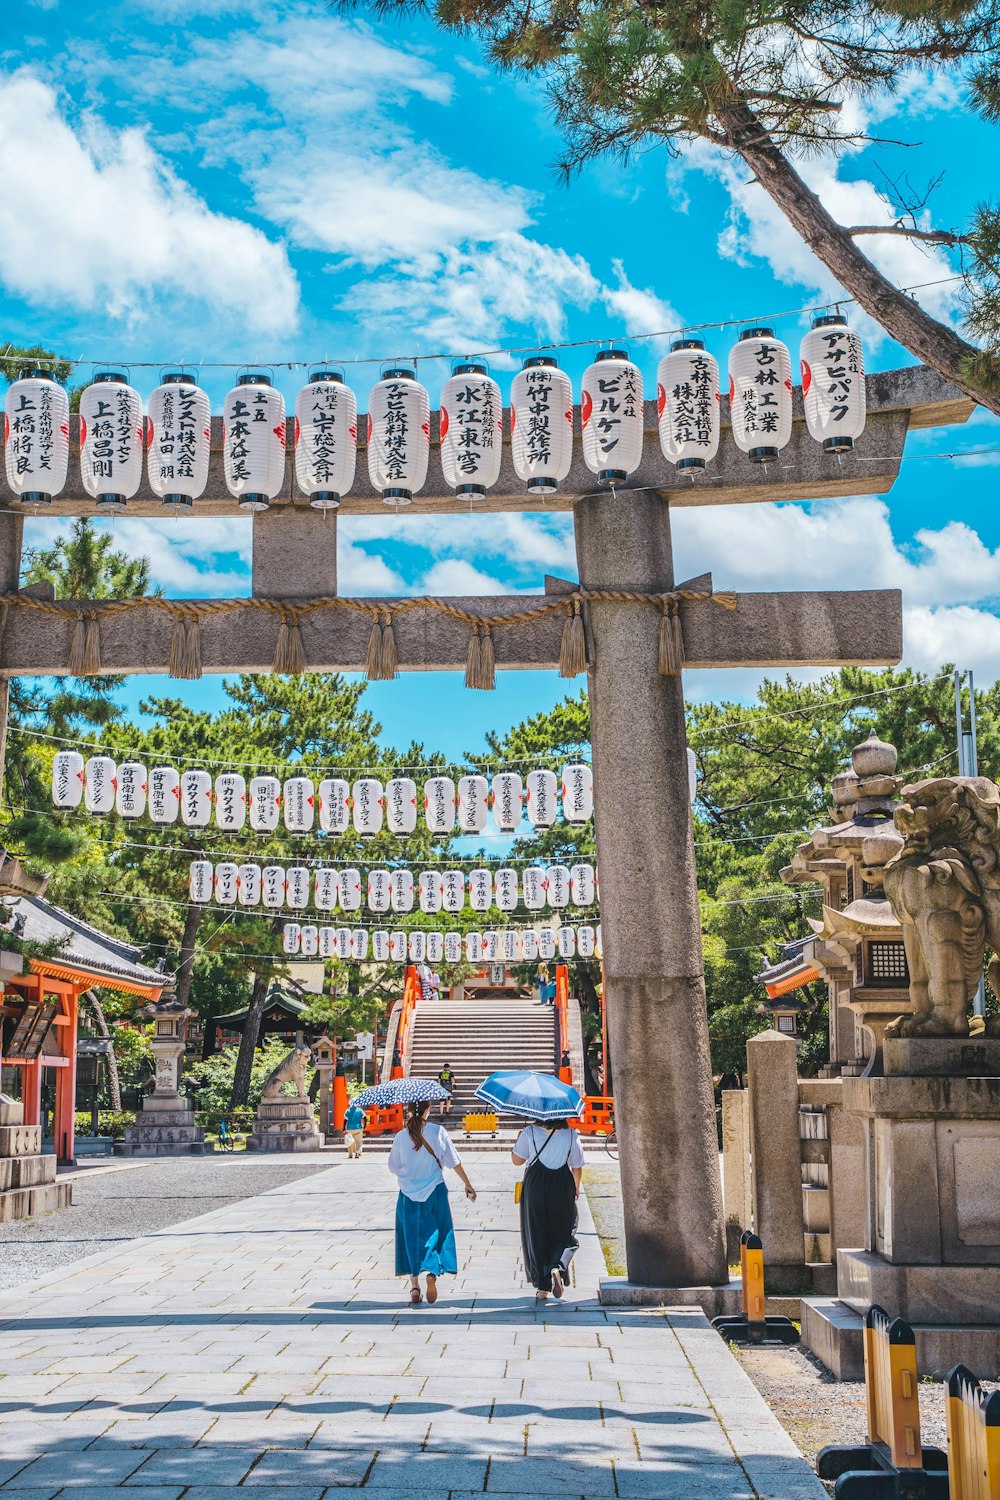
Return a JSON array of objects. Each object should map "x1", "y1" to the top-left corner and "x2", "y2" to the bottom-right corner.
[
  {"x1": 550, "y1": 1268, "x2": 565, "y2": 1299},
  {"x1": 535, "y1": 1290, "x2": 548, "y2": 1302},
  {"x1": 425, "y1": 1274, "x2": 438, "y2": 1305},
  {"x1": 410, "y1": 1287, "x2": 422, "y2": 1305}
]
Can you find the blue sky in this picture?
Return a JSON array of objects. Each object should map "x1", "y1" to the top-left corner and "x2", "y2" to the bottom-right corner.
[{"x1": 3, "y1": 0, "x2": 999, "y2": 759}]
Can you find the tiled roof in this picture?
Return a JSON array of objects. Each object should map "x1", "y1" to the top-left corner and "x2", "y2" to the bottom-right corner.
[{"x1": 0, "y1": 894, "x2": 168, "y2": 991}]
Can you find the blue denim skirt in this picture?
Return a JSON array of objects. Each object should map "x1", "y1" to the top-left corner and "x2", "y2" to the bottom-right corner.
[{"x1": 395, "y1": 1181, "x2": 458, "y2": 1277}]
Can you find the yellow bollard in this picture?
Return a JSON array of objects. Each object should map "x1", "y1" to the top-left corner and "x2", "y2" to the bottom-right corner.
[
  {"x1": 946, "y1": 1364, "x2": 1000, "y2": 1500},
  {"x1": 863, "y1": 1306, "x2": 922, "y2": 1470},
  {"x1": 739, "y1": 1231, "x2": 766, "y2": 1324}
]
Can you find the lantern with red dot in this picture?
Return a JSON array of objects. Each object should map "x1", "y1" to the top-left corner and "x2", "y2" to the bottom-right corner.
[
  {"x1": 286, "y1": 867, "x2": 310, "y2": 910},
  {"x1": 525, "y1": 769, "x2": 558, "y2": 828},
  {"x1": 408, "y1": 931, "x2": 426, "y2": 963},
  {"x1": 79, "y1": 372, "x2": 144, "y2": 513},
  {"x1": 84, "y1": 755, "x2": 117, "y2": 815},
  {"x1": 146, "y1": 373, "x2": 211, "y2": 508},
  {"x1": 510, "y1": 356, "x2": 573, "y2": 496},
  {"x1": 501, "y1": 929, "x2": 521, "y2": 963},
  {"x1": 800, "y1": 314, "x2": 866, "y2": 452},
  {"x1": 558, "y1": 925, "x2": 577, "y2": 959},
  {"x1": 300, "y1": 924, "x2": 319, "y2": 957},
  {"x1": 149, "y1": 766, "x2": 180, "y2": 825},
  {"x1": 581, "y1": 349, "x2": 644, "y2": 487},
  {"x1": 319, "y1": 927, "x2": 336, "y2": 958},
  {"x1": 426, "y1": 931, "x2": 444, "y2": 964},
  {"x1": 52, "y1": 750, "x2": 85, "y2": 811},
  {"x1": 239, "y1": 863, "x2": 262, "y2": 907},
  {"x1": 561, "y1": 762, "x2": 593, "y2": 823},
  {"x1": 283, "y1": 775, "x2": 314, "y2": 836},
  {"x1": 419, "y1": 870, "x2": 443, "y2": 914},
  {"x1": 385, "y1": 776, "x2": 417, "y2": 837},
  {"x1": 657, "y1": 340, "x2": 720, "y2": 471},
  {"x1": 441, "y1": 871, "x2": 465, "y2": 912},
  {"x1": 294, "y1": 370, "x2": 357, "y2": 511},
  {"x1": 190, "y1": 860, "x2": 213, "y2": 904},
  {"x1": 464, "y1": 932, "x2": 481, "y2": 962},
  {"x1": 351, "y1": 929, "x2": 369, "y2": 961},
  {"x1": 728, "y1": 329, "x2": 793, "y2": 464},
  {"x1": 491, "y1": 771, "x2": 522, "y2": 833},
  {"x1": 214, "y1": 861, "x2": 239, "y2": 906},
  {"x1": 577, "y1": 924, "x2": 596, "y2": 957},
  {"x1": 115, "y1": 761, "x2": 147, "y2": 821},
  {"x1": 367, "y1": 367, "x2": 430, "y2": 506},
  {"x1": 522, "y1": 866, "x2": 546, "y2": 911},
  {"x1": 335, "y1": 927, "x2": 352, "y2": 960},
  {"x1": 249, "y1": 774, "x2": 281, "y2": 833},
  {"x1": 222, "y1": 373, "x2": 286, "y2": 511},
  {"x1": 390, "y1": 868, "x2": 414, "y2": 914},
  {"x1": 339, "y1": 867, "x2": 363, "y2": 912},
  {"x1": 468, "y1": 868, "x2": 492, "y2": 913},
  {"x1": 214, "y1": 772, "x2": 246, "y2": 832},
  {"x1": 390, "y1": 930, "x2": 407, "y2": 962},
  {"x1": 180, "y1": 769, "x2": 212, "y2": 828},
  {"x1": 371, "y1": 929, "x2": 390, "y2": 962},
  {"x1": 439, "y1": 362, "x2": 503, "y2": 500},
  {"x1": 318, "y1": 776, "x2": 351, "y2": 834},
  {"x1": 444, "y1": 932, "x2": 462, "y2": 963},
  {"x1": 367, "y1": 869, "x2": 391, "y2": 913},
  {"x1": 481, "y1": 931, "x2": 500, "y2": 963},
  {"x1": 314, "y1": 867, "x2": 339, "y2": 912},
  {"x1": 352, "y1": 777, "x2": 383, "y2": 838},
  {"x1": 494, "y1": 867, "x2": 518, "y2": 914},
  {"x1": 262, "y1": 865, "x2": 285, "y2": 908},
  {"x1": 424, "y1": 775, "x2": 456, "y2": 834},
  {"x1": 283, "y1": 922, "x2": 301, "y2": 955},
  {"x1": 5, "y1": 368, "x2": 70, "y2": 506},
  {"x1": 522, "y1": 930, "x2": 539, "y2": 962},
  {"x1": 547, "y1": 864, "x2": 570, "y2": 908},
  {"x1": 570, "y1": 862, "x2": 596, "y2": 906},
  {"x1": 457, "y1": 774, "x2": 488, "y2": 833}
]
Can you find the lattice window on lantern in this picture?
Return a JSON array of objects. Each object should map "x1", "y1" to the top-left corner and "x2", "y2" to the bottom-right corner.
[
  {"x1": 866, "y1": 940, "x2": 909, "y2": 986},
  {"x1": 777, "y1": 1015, "x2": 796, "y2": 1034}
]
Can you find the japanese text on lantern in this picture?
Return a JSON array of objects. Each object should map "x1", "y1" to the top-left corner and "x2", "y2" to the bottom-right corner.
[
  {"x1": 671, "y1": 355, "x2": 715, "y2": 450},
  {"x1": 454, "y1": 380, "x2": 497, "y2": 475},
  {"x1": 746, "y1": 344, "x2": 782, "y2": 434},
  {"x1": 818, "y1": 328, "x2": 860, "y2": 422},
  {"x1": 593, "y1": 365, "x2": 639, "y2": 455},
  {"x1": 384, "y1": 382, "x2": 409, "y2": 481}
]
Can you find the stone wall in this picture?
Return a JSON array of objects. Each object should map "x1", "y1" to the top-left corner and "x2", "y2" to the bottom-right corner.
[{"x1": 0, "y1": 1094, "x2": 71, "y2": 1222}]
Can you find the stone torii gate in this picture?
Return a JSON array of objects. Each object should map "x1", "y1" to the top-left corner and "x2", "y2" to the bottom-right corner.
[{"x1": 0, "y1": 364, "x2": 971, "y2": 1295}]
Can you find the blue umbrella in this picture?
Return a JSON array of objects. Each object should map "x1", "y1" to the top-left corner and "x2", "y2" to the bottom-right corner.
[
  {"x1": 475, "y1": 1070, "x2": 584, "y2": 1121},
  {"x1": 353, "y1": 1078, "x2": 449, "y2": 1110}
]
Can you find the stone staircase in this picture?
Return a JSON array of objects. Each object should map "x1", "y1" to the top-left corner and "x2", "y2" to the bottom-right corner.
[
  {"x1": 0, "y1": 1093, "x2": 72, "y2": 1223},
  {"x1": 407, "y1": 997, "x2": 559, "y2": 1120}
]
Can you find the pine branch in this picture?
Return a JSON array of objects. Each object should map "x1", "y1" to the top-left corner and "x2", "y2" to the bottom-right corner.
[{"x1": 846, "y1": 224, "x2": 970, "y2": 247}]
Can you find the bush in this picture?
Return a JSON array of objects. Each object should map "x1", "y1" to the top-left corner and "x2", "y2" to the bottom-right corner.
[
  {"x1": 73, "y1": 1109, "x2": 136, "y2": 1140},
  {"x1": 185, "y1": 1039, "x2": 315, "y2": 1115}
]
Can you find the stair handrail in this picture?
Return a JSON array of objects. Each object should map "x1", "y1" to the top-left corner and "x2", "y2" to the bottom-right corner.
[
  {"x1": 555, "y1": 964, "x2": 571, "y2": 1080},
  {"x1": 396, "y1": 965, "x2": 420, "y2": 1075}
]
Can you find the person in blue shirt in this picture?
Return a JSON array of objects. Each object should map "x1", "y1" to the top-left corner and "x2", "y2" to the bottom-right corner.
[{"x1": 344, "y1": 1099, "x2": 367, "y2": 1159}]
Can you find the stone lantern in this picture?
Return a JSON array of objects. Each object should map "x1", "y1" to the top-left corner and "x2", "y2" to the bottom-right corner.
[{"x1": 118, "y1": 998, "x2": 209, "y2": 1156}]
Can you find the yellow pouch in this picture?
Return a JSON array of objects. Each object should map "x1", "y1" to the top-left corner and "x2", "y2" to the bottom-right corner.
[{"x1": 514, "y1": 1181, "x2": 523, "y2": 1204}]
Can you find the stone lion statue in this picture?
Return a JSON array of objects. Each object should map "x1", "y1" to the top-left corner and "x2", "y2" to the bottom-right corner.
[
  {"x1": 260, "y1": 1043, "x2": 313, "y2": 1101},
  {"x1": 883, "y1": 776, "x2": 1000, "y2": 1037}
]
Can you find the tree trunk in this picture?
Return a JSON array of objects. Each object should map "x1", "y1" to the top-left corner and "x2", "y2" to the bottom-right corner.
[
  {"x1": 231, "y1": 967, "x2": 270, "y2": 1109},
  {"x1": 174, "y1": 902, "x2": 203, "y2": 1012},
  {"x1": 715, "y1": 100, "x2": 999, "y2": 417},
  {"x1": 82, "y1": 988, "x2": 121, "y2": 1111}
]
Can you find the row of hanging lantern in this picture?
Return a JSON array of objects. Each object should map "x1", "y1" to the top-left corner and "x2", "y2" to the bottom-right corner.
[
  {"x1": 281, "y1": 922, "x2": 600, "y2": 963},
  {"x1": 189, "y1": 860, "x2": 597, "y2": 912},
  {"x1": 51, "y1": 755, "x2": 594, "y2": 832},
  {"x1": 5, "y1": 321, "x2": 865, "y2": 508}
]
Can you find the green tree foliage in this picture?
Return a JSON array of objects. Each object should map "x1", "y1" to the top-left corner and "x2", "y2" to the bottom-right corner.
[
  {"x1": 185, "y1": 1037, "x2": 315, "y2": 1117},
  {"x1": 345, "y1": 0, "x2": 1000, "y2": 407}
]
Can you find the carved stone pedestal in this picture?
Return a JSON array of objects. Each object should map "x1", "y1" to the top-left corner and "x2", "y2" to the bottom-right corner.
[
  {"x1": 117, "y1": 1002, "x2": 210, "y2": 1157},
  {"x1": 248, "y1": 1099, "x2": 322, "y2": 1153},
  {"x1": 0, "y1": 1093, "x2": 71, "y2": 1222}
]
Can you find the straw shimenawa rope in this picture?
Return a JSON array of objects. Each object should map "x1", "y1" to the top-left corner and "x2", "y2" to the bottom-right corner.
[{"x1": 0, "y1": 588, "x2": 737, "y2": 685}]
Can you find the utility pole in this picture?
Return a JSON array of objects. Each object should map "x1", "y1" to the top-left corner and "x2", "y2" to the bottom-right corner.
[{"x1": 955, "y1": 669, "x2": 986, "y2": 1018}]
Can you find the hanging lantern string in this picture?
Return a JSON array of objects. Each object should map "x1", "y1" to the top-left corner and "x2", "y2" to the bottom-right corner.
[{"x1": 0, "y1": 274, "x2": 963, "y2": 373}]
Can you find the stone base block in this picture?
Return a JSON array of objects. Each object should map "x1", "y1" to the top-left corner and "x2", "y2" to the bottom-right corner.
[
  {"x1": 837, "y1": 1247, "x2": 1000, "y2": 1325},
  {"x1": 801, "y1": 1298, "x2": 865, "y2": 1380},
  {"x1": 0, "y1": 1179, "x2": 72, "y2": 1224},
  {"x1": 256, "y1": 1099, "x2": 315, "y2": 1120},
  {"x1": 802, "y1": 1186, "x2": 830, "y2": 1233},
  {"x1": 117, "y1": 1105, "x2": 210, "y2": 1156},
  {"x1": 248, "y1": 1100, "x2": 321, "y2": 1153},
  {"x1": 0, "y1": 1124, "x2": 41, "y2": 1156},
  {"x1": 598, "y1": 1277, "x2": 742, "y2": 1317},
  {"x1": 0, "y1": 1092, "x2": 23, "y2": 1126},
  {"x1": 884, "y1": 1036, "x2": 1000, "y2": 1077},
  {"x1": 803, "y1": 1296, "x2": 1000, "y2": 1380}
]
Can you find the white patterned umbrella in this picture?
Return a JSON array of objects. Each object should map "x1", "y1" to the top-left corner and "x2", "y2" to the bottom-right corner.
[{"x1": 353, "y1": 1078, "x2": 449, "y2": 1110}]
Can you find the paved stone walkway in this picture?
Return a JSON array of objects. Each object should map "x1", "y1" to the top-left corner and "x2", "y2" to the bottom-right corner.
[{"x1": 0, "y1": 1152, "x2": 826, "y2": 1499}]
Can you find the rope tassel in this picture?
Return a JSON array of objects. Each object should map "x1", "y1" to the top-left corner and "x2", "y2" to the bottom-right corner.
[
  {"x1": 379, "y1": 610, "x2": 398, "y2": 680},
  {"x1": 272, "y1": 610, "x2": 306, "y2": 675},
  {"x1": 169, "y1": 615, "x2": 203, "y2": 680},
  {"x1": 559, "y1": 597, "x2": 588, "y2": 679},
  {"x1": 464, "y1": 624, "x2": 482, "y2": 689},
  {"x1": 69, "y1": 612, "x2": 102, "y2": 677},
  {"x1": 477, "y1": 625, "x2": 496, "y2": 691},
  {"x1": 658, "y1": 600, "x2": 685, "y2": 677},
  {"x1": 365, "y1": 612, "x2": 385, "y2": 682}
]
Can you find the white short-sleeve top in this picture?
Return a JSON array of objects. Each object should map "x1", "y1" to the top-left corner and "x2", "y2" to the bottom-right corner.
[
  {"x1": 387, "y1": 1122, "x2": 461, "y2": 1202},
  {"x1": 515, "y1": 1124, "x2": 585, "y2": 1170}
]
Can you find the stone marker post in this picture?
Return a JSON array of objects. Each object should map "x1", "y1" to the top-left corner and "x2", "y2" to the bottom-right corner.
[
  {"x1": 746, "y1": 1029, "x2": 807, "y2": 1288},
  {"x1": 575, "y1": 493, "x2": 727, "y2": 1289}
]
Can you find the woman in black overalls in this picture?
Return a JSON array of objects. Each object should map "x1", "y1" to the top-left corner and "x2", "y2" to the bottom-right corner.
[{"x1": 512, "y1": 1116, "x2": 585, "y2": 1300}]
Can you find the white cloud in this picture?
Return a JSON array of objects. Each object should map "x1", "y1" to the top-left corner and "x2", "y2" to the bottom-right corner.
[
  {"x1": 599, "y1": 259, "x2": 681, "y2": 347},
  {"x1": 420, "y1": 559, "x2": 508, "y2": 595},
  {"x1": 902, "y1": 604, "x2": 1000, "y2": 679},
  {"x1": 0, "y1": 72, "x2": 299, "y2": 336}
]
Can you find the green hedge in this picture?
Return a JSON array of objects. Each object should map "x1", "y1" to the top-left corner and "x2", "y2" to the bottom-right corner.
[{"x1": 73, "y1": 1110, "x2": 136, "y2": 1140}]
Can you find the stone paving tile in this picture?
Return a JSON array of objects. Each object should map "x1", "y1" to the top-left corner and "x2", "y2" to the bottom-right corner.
[
  {"x1": 3, "y1": 1451, "x2": 148, "y2": 1488},
  {"x1": 485, "y1": 1455, "x2": 618, "y2": 1495},
  {"x1": 240, "y1": 1447, "x2": 378, "y2": 1486},
  {"x1": 363, "y1": 1452, "x2": 490, "y2": 1489},
  {"x1": 613, "y1": 1463, "x2": 756, "y2": 1499}
]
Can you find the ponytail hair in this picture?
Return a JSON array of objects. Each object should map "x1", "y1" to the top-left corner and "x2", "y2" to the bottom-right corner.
[{"x1": 406, "y1": 1100, "x2": 431, "y2": 1151}]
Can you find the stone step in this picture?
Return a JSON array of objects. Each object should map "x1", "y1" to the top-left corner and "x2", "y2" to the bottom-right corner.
[
  {"x1": 0, "y1": 1179, "x2": 72, "y2": 1224},
  {"x1": 0, "y1": 1154, "x2": 57, "y2": 1191}
]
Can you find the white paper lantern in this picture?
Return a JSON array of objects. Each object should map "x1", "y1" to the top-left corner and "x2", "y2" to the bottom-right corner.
[
  {"x1": 525, "y1": 769, "x2": 558, "y2": 828},
  {"x1": 657, "y1": 341, "x2": 721, "y2": 471},
  {"x1": 146, "y1": 373, "x2": 211, "y2": 508},
  {"x1": 441, "y1": 871, "x2": 465, "y2": 912},
  {"x1": 367, "y1": 367, "x2": 430, "y2": 505},
  {"x1": 367, "y1": 869, "x2": 391, "y2": 913},
  {"x1": 800, "y1": 315, "x2": 866, "y2": 452},
  {"x1": 371, "y1": 929, "x2": 390, "y2": 962},
  {"x1": 561, "y1": 762, "x2": 594, "y2": 823},
  {"x1": 457, "y1": 774, "x2": 489, "y2": 833},
  {"x1": 385, "y1": 776, "x2": 417, "y2": 837},
  {"x1": 339, "y1": 867, "x2": 362, "y2": 912},
  {"x1": 558, "y1": 925, "x2": 577, "y2": 959},
  {"x1": 465, "y1": 932, "x2": 481, "y2": 962},
  {"x1": 283, "y1": 922, "x2": 301, "y2": 955},
  {"x1": 79, "y1": 373, "x2": 143, "y2": 513},
  {"x1": 390, "y1": 930, "x2": 407, "y2": 962},
  {"x1": 426, "y1": 931, "x2": 444, "y2": 964},
  {"x1": 494, "y1": 868, "x2": 518, "y2": 913},
  {"x1": 301, "y1": 924, "x2": 319, "y2": 957},
  {"x1": 314, "y1": 867, "x2": 339, "y2": 912},
  {"x1": 522, "y1": 929, "x2": 539, "y2": 962},
  {"x1": 482, "y1": 931, "x2": 500, "y2": 962},
  {"x1": 262, "y1": 865, "x2": 286, "y2": 908},
  {"x1": 522, "y1": 867, "x2": 546, "y2": 912},
  {"x1": 335, "y1": 927, "x2": 352, "y2": 960},
  {"x1": 423, "y1": 775, "x2": 456, "y2": 834},
  {"x1": 468, "y1": 868, "x2": 492, "y2": 913},
  {"x1": 238, "y1": 863, "x2": 262, "y2": 907},
  {"x1": 52, "y1": 750, "x2": 85, "y2": 810},
  {"x1": 728, "y1": 329, "x2": 793, "y2": 463},
  {"x1": 319, "y1": 926, "x2": 336, "y2": 958},
  {"x1": 222, "y1": 374, "x2": 286, "y2": 511},
  {"x1": 577, "y1": 924, "x2": 596, "y2": 957},
  {"x1": 351, "y1": 928, "x2": 369, "y2": 961},
  {"x1": 283, "y1": 775, "x2": 315, "y2": 836},
  {"x1": 190, "y1": 860, "x2": 213, "y2": 903},
  {"x1": 688, "y1": 746, "x2": 698, "y2": 805},
  {"x1": 180, "y1": 769, "x2": 213, "y2": 828},
  {"x1": 444, "y1": 932, "x2": 462, "y2": 964},
  {"x1": 352, "y1": 778, "x2": 384, "y2": 838},
  {"x1": 510, "y1": 357, "x2": 573, "y2": 496},
  {"x1": 595, "y1": 923, "x2": 602, "y2": 958},
  {"x1": 249, "y1": 775, "x2": 281, "y2": 833},
  {"x1": 318, "y1": 776, "x2": 351, "y2": 834},
  {"x1": 547, "y1": 865, "x2": 570, "y2": 908},
  {"x1": 115, "y1": 761, "x2": 147, "y2": 821},
  {"x1": 214, "y1": 773, "x2": 246, "y2": 832},
  {"x1": 84, "y1": 755, "x2": 117, "y2": 815},
  {"x1": 294, "y1": 372, "x2": 357, "y2": 510},
  {"x1": 148, "y1": 766, "x2": 180, "y2": 825},
  {"x1": 5, "y1": 369, "x2": 70, "y2": 505},
  {"x1": 581, "y1": 349, "x2": 644, "y2": 486},
  {"x1": 491, "y1": 771, "x2": 523, "y2": 833},
  {"x1": 419, "y1": 870, "x2": 443, "y2": 914},
  {"x1": 408, "y1": 931, "x2": 426, "y2": 963},
  {"x1": 390, "y1": 868, "x2": 414, "y2": 913},
  {"x1": 214, "y1": 861, "x2": 239, "y2": 906},
  {"x1": 286, "y1": 866, "x2": 310, "y2": 910},
  {"x1": 439, "y1": 363, "x2": 503, "y2": 499},
  {"x1": 570, "y1": 862, "x2": 596, "y2": 907},
  {"x1": 501, "y1": 929, "x2": 521, "y2": 963}
]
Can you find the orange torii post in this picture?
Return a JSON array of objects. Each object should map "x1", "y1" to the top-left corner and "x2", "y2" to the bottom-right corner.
[{"x1": 711, "y1": 1231, "x2": 798, "y2": 1347}]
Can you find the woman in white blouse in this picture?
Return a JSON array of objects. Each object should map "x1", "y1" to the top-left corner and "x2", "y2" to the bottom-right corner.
[
  {"x1": 512, "y1": 1118, "x2": 585, "y2": 1300},
  {"x1": 387, "y1": 1101, "x2": 477, "y2": 1305}
]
